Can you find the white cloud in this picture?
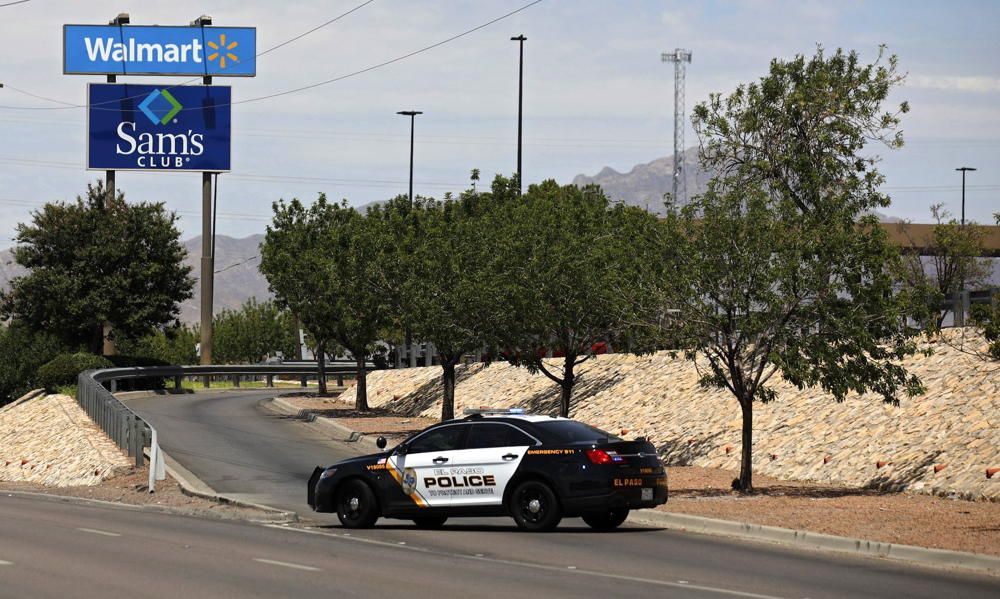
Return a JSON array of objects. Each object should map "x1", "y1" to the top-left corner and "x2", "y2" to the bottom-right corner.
[{"x1": 908, "y1": 75, "x2": 1000, "y2": 93}]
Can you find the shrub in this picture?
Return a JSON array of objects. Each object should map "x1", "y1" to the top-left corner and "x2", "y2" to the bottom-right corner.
[
  {"x1": 0, "y1": 323, "x2": 73, "y2": 404},
  {"x1": 36, "y1": 352, "x2": 114, "y2": 392}
]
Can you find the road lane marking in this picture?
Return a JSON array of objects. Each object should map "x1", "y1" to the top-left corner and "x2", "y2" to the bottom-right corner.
[
  {"x1": 76, "y1": 528, "x2": 121, "y2": 537},
  {"x1": 253, "y1": 558, "x2": 321, "y2": 572},
  {"x1": 0, "y1": 560, "x2": 12, "y2": 566},
  {"x1": 266, "y1": 525, "x2": 787, "y2": 599}
]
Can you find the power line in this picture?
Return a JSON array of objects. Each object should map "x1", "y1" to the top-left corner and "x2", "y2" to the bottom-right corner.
[
  {"x1": 257, "y1": 0, "x2": 377, "y2": 57},
  {"x1": 0, "y1": 0, "x2": 33, "y2": 7},
  {"x1": 215, "y1": 254, "x2": 260, "y2": 273},
  {"x1": 0, "y1": 0, "x2": 544, "y2": 112}
]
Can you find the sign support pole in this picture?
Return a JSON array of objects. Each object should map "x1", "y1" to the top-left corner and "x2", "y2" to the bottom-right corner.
[
  {"x1": 103, "y1": 71, "x2": 117, "y2": 356},
  {"x1": 200, "y1": 71, "x2": 215, "y2": 385}
]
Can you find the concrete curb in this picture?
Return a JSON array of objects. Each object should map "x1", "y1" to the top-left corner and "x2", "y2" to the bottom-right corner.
[
  {"x1": 150, "y1": 447, "x2": 298, "y2": 523},
  {"x1": 266, "y1": 396, "x2": 381, "y2": 451},
  {"x1": 629, "y1": 509, "x2": 1000, "y2": 576},
  {"x1": 0, "y1": 488, "x2": 288, "y2": 524}
]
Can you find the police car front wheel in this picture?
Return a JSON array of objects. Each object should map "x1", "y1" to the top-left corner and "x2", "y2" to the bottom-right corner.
[
  {"x1": 509, "y1": 480, "x2": 562, "y2": 531},
  {"x1": 582, "y1": 508, "x2": 629, "y2": 531},
  {"x1": 336, "y1": 479, "x2": 380, "y2": 528}
]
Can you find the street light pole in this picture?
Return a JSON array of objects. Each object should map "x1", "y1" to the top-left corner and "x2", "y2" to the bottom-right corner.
[
  {"x1": 397, "y1": 110, "x2": 422, "y2": 208},
  {"x1": 511, "y1": 35, "x2": 526, "y2": 194},
  {"x1": 955, "y1": 166, "x2": 976, "y2": 226},
  {"x1": 397, "y1": 110, "x2": 422, "y2": 368}
]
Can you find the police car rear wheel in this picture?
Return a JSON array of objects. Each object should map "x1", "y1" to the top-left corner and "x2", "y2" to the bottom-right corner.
[
  {"x1": 582, "y1": 508, "x2": 629, "y2": 530},
  {"x1": 412, "y1": 516, "x2": 448, "y2": 528},
  {"x1": 336, "y1": 479, "x2": 379, "y2": 528},
  {"x1": 509, "y1": 480, "x2": 561, "y2": 531}
]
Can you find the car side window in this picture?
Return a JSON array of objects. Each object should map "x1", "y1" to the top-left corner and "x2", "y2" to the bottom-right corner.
[
  {"x1": 407, "y1": 425, "x2": 468, "y2": 454},
  {"x1": 466, "y1": 423, "x2": 536, "y2": 449}
]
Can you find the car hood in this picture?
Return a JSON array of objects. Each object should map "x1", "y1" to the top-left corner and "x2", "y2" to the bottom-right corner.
[{"x1": 328, "y1": 452, "x2": 390, "y2": 468}]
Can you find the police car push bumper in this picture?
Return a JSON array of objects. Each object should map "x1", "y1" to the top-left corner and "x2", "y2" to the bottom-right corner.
[{"x1": 308, "y1": 409, "x2": 668, "y2": 531}]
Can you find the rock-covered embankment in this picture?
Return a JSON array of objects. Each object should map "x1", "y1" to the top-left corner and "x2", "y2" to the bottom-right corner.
[
  {"x1": 0, "y1": 393, "x2": 132, "y2": 486},
  {"x1": 341, "y1": 331, "x2": 999, "y2": 500}
]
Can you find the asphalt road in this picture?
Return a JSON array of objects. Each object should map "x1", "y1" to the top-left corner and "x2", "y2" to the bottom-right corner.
[{"x1": 112, "y1": 389, "x2": 1000, "y2": 598}]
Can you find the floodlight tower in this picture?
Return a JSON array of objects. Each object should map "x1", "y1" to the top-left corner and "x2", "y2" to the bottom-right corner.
[{"x1": 662, "y1": 48, "x2": 692, "y2": 205}]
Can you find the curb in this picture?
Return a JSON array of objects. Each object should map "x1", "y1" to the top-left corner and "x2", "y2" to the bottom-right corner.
[
  {"x1": 629, "y1": 509, "x2": 1000, "y2": 576},
  {"x1": 266, "y1": 396, "x2": 380, "y2": 451},
  {"x1": 0, "y1": 488, "x2": 287, "y2": 524},
  {"x1": 150, "y1": 447, "x2": 298, "y2": 523}
]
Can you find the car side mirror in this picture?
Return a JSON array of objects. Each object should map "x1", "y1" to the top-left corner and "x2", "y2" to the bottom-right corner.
[{"x1": 376, "y1": 436, "x2": 387, "y2": 449}]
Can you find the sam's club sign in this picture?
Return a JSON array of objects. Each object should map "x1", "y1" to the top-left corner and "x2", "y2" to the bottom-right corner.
[
  {"x1": 88, "y1": 84, "x2": 231, "y2": 172},
  {"x1": 65, "y1": 25, "x2": 256, "y2": 76}
]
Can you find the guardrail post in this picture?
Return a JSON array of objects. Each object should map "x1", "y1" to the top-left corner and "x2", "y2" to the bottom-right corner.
[
  {"x1": 337, "y1": 373, "x2": 344, "y2": 386},
  {"x1": 110, "y1": 378, "x2": 117, "y2": 393},
  {"x1": 174, "y1": 375, "x2": 183, "y2": 391},
  {"x1": 133, "y1": 416, "x2": 144, "y2": 467},
  {"x1": 301, "y1": 375, "x2": 307, "y2": 387},
  {"x1": 203, "y1": 375, "x2": 210, "y2": 389},
  {"x1": 266, "y1": 375, "x2": 274, "y2": 387},
  {"x1": 233, "y1": 375, "x2": 240, "y2": 388}
]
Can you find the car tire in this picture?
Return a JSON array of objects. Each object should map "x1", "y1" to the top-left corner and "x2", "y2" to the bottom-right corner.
[
  {"x1": 336, "y1": 479, "x2": 380, "y2": 528},
  {"x1": 582, "y1": 508, "x2": 629, "y2": 531},
  {"x1": 411, "y1": 516, "x2": 448, "y2": 529},
  {"x1": 508, "y1": 480, "x2": 562, "y2": 532}
]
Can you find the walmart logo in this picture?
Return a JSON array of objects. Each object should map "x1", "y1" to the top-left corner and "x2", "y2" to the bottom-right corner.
[
  {"x1": 206, "y1": 34, "x2": 239, "y2": 69},
  {"x1": 138, "y1": 89, "x2": 182, "y2": 125}
]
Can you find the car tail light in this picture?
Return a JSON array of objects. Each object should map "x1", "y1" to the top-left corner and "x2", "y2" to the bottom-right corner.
[{"x1": 586, "y1": 449, "x2": 623, "y2": 464}]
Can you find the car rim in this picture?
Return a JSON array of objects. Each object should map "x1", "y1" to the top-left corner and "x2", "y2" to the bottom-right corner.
[
  {"x1": 518, "y1": 488, "x2": 546, "y2": 523},
  {"x1": 343, "y1": 494, "x2": 362, "y2": 520}
]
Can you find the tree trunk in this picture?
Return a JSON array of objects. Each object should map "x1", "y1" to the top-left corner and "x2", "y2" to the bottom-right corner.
[
  {"x1": 92, "y1": 323, "x2": 104, "y2": 355},
  {"x1": 355, "y1": 352, "x2": 369, "y2": 411},
  {"x1": 317, "y1": 340, "x2": 327, "y2": 396},
  {"x1": 559, "y1": 355, "x2": 576, "y2": 418},
  {"x1": 737, "y1": 399, "x2": 754, "y2": 492},
  {"x1": 441, "y1": 358, "x2": 457, "y2": 421}
]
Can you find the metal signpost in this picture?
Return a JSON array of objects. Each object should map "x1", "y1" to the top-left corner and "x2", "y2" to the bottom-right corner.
[{"x1": 66, "y1": 14, "x2": 255, "y2": 375}]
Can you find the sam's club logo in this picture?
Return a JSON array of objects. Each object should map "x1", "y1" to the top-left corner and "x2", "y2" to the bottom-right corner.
[
  {"x1": 116, "y1": 88, "x2": 205, "y2": 168},
  {"x1": 138, "y1": 88, "x2": 182, "y2": 125}
]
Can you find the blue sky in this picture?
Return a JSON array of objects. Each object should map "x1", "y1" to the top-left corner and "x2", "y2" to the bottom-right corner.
[{"x1": 1, "y1": 0, "x2": 998, "y2": 248}]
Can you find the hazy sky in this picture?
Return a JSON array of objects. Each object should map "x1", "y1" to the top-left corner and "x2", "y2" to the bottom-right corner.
[{"x1": 1, "y1": 0, "x2": 998, "y2": 248}]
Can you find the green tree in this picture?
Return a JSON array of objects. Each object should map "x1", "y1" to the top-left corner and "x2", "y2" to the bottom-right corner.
[
  {"x1": 0, "y1": 182, "x2": 194, "y2": 354},
  {"x1": 491, "y1": 178, "x2": 664, "y2": 417},
  {"x1": 0, "y1": 321, "x2": 71, "y2": 404},
  {"x1": 213, "y1": 298, "x2": 298, "y2": 364},
  {"x1": 116, "y1": 324, "x2": 199, "y2": 365},
  {"x1": 666, "y1": 46, "x2": 924, "y2": 492},
  {"x1": 261, "y1": 195, "x2": 388, "y2": 403},
  {"x1": 405, "y1": 188, "x2": 508, "y2": 420},
  {"x1": 898, "y1": 204, "x2": 993, "y2": 327}
]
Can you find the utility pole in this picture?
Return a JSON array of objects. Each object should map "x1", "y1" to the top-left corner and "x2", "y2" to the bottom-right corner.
[
  {"x1": 662, "y1": 48, "x2": 692, "y2": 206},
  {"x1": 397, "y1": 110, "x2": 422, "y2": 367},
  {"x1": 194, "y1": 15, "x2": 215, "y2": 377},
  {"x1": 102, "y1": 12, "x2": 129, "y2": 356},
  {"x1": 511, "y1": 34, "x2": 526, "y2": 193},
  {"x1": 956, "y1": 166, "x2": 977, "y2": 227}
]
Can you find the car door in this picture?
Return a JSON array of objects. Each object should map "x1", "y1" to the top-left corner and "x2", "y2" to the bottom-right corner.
[
  {"x1": 443, "y1": 422, "x2": 538, "y2": 507},
  {"x1": 387, "y1": 423, "x2": 469, "y2": 509}
]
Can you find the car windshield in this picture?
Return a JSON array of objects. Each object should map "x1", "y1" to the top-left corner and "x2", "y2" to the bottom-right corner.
[{"x1": 535, "y1": 421, "x2": 621, "y2": 443}]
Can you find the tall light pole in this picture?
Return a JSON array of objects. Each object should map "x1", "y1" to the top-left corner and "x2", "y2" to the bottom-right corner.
[
  {"x1": 397, "y1": 110, "x2": 422, "y2": 208},
  {"x1": 511, "y1": 34, "x2": 526, "y2": 193},
  {"x1": 955, "y1": 166, "x2": 977, "y2": 226},
  {"x1": 397, "y1": 110, "x2": 421, "y2": 368}
]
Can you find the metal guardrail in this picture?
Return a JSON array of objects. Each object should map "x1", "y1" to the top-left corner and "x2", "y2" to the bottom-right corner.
[{"x1": 76, "y1": 363, "x2": 360, "y2": 470}]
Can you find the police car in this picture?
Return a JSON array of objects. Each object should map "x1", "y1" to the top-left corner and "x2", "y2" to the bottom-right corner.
[{"x1": 307, "y1": 408, "x2": 668, "y2": 531}]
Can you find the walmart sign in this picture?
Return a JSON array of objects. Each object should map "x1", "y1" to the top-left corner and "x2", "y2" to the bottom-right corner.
[
  {"x1": 65, "y1": 25, "x2": 256, "y2": 76},
  {"x1": 88, "y1": 84, "x2": 231, "y2": 172}
]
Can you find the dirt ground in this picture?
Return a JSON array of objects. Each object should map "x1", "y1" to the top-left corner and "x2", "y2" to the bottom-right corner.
[
  {"x1": 0, "y1": 468, "x2": 275, "y2": 521},
  {"x1": 281, "y1": 395, "x2": 1000, "y2": 556}
]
